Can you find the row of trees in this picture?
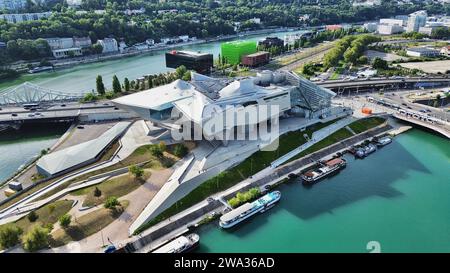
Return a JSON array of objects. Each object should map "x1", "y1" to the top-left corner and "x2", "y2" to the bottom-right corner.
[
  {"x1": 1, "y1": 0, "x2": 447, "y2": 53},
  {"x1": 323, "y1": 34, "x2": 380, "y2": 69}
]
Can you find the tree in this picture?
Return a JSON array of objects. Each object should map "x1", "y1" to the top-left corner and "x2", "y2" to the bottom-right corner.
[
  {"x1": 112, "y1": 75, "x2": 121, "y2": 93},
  {"x1": 175, "y1": 65, "x2": 187, "y2": 79},
  {"x1": 372, "y1": 57, "x2": 388, "y2": 70},
  {"x1": 96, "y1": 75, "x2": 105, "y2": 95},
  {"x1": 182, "y1": 71, "x2": 191, "y2": 81},
  {"x1": 124, "y1": 77, "x2": 130, "y2": 92},
  {"x1": 173, "y1": 144, "x2": 188, "y2": 158},
  {"x1": 58, "y1": 214, "x2": 71, "y2": 229},
  {"x1": 27, "y1": 211, "x2": 38, "y2": 222},
  {"x1": 151, "y1": 146, "x2": 163, "y2": 158},
  {"x1": 94, "y1": 187, "x2": 102, "y2": 197},
  {"x1": 0, "y1": 225, "x2": 22, "y2": 249},
  {"x1": 128, "y1": 164, "x2": 144, "y2": 180},
  {"x1": 104, "y1": 196, "x2": 120, "y2": 210},
  {"x1": 91, "y1": 43, "x2": 103, "y2": 54},
  {"x1": 158, "y1": 141, "x2": 167, "y2": 153},
  {"x1": 22, "y1": 226, "x2": 49, "y2": 252}
]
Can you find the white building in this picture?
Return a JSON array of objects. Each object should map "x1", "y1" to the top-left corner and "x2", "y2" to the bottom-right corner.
[
  {"x1": 352, "y1": 0, "x2": 381, "y2": 7},
  {"x1": 406, "y1": 10, "x2": 427, "y2": 33},
  {"x1": 0, "y1": 0, "x2": 26, "y2": 11},
  {"x1": 377, "y1": 24, "x2": 404, "y2": 35},
  {"x1": 52, "y1": 48, "x2": 82, "y2": 59},
  {"x1": 249, "y1": 18, "x2": 261, "y2": 24},
  {"x1": 73, "y1": 37, "x2": 92, "y2": 49},
  {"x1": 363, "y1": 22, "x2": 378, "y2": 33},
  {"x1": 0, "y1": 12, "x2": 52, "y2": 23},
  {"x1": 98, "y1": 38, "x2": 119, "y2": 53},
  {"x1": 45, "y1": 37, "x2": 76, "y2": 50},
  {"x1": 112, "y1": 71, "x2": 338, "y2": 235},
  {"x1": 406, "y1": 47, "x2": 440, "y2": 57},
  {"x1": 379, "y1": 18, "x2": 405, "y2": 26}
]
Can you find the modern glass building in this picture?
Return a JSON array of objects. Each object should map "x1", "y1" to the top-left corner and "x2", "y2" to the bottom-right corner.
[{"x1": 221, "y1": 40, "x2": 257, "y2": 65}]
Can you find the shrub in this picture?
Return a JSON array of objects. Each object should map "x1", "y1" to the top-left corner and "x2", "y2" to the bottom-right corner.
[
  {"x1": 173, "y1": 144, "x2": 188, "y2": 158},
  {"x1": 128, "y1": 165, "x2": 144, "y2": 180},
  {"x1": 0, "y1": 225, "x2": 22, "y2": 249},
  {"x1": 227, "y1": 187, "x2": 261, "y2": 208},
  {"x1": 22, "y1": 226, "x2": 50, "y2": 252},
  {"x1": 104, "y1": 196, "x2": 120, "y2": 210},
  {"x1": 58, "y1": 214, "x2": 71, "y2": 229},
  {"x1": 27, "y1": 211, "x2": 38, "y2": 222}
]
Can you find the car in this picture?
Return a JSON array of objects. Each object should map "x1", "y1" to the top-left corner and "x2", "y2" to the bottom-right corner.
[
  {"x1": 77, "y1": 125, "x2": 84, "y2": 129},
  {"x1": 419, "y1": 109, "x2": 427, "y2": 113},
  {"x1": 11, "y1": 113, "x2": 17, "y2": 117},
  {"x1": 206, "y1": 197, "x2": 214, "y2": 203},
  {"x1": 104, "y1": 245, "x2": 116, "y2": 253},
  {"x1": 402, "y1": 103, "x2": 408, "y2": 106},
  {"x1": 426, "y1": 109, "x2": 432, "y2": 113},
  {"x1": 103, "y1": 103, "x2": 109, "y2": 106},
  {"x1": 407, "y1": 106, "x2": 412, "y2": 109},
  {"x1": 60, "y1": 104, "x2": 66, "y2": 107},
  {"x1": 28, "y1": 114, "x2": 35, "y2": 117},
  {"x1": 114, "y1": 107, "x2": 119, "y2": 110},
  {"x1": 0, "y1": 107, "x2": 2, "y2": 111}
]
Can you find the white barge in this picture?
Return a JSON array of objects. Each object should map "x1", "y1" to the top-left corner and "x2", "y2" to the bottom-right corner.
[
  {"x1": 152, "y1": 233, "x2": 200, "y2": 253},
  {"x1": 219, "y1": 191, "x2": 281, "y2": 229}
]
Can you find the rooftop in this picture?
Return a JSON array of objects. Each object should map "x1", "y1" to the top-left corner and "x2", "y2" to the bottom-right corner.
[{"x1": 36, "y1": 122, "x2": 130, "y2": 176}]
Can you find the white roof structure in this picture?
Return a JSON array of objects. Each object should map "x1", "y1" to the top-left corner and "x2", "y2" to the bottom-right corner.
[
  {"x1": 36, "y1": 122, "x2": 130, "y2": 177},
  {"x1": 113, "y1": 80, "x2": 197, "y2": 111}
]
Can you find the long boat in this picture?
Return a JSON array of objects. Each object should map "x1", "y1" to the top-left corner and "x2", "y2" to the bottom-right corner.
[
  {"x1": 301, "y1": 157, "x2": 347, "y2": 185},
  {"x1": 152, "y1": 233, "x2": 200, "y2": 253},
  {"x1": 219, "y1": 191, "x2": 281, "y2": 229}
]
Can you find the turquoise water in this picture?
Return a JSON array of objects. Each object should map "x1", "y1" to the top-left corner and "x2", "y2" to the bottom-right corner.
[
  {"x1": 196, "y1": 129, "x2": 450, "y2": 253},
  {"x1": 0, "y1": 29, "x2": 305, "y2": 93},
  {"x1": 0, "y1": 123, "x2": 69, "y2": 183}
]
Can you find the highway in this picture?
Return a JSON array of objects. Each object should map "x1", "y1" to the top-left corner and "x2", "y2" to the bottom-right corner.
[
  {"x1": 317, "y1": 77, "x2": 450, "y2": 89},
  {"x1": 0, "y1": 101, "x2": 124, "y2": 123}
]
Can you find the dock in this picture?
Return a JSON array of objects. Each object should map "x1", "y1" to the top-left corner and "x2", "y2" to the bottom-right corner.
[{"x1": 388, "y1": 126, "x2": 413, "y2": 136}]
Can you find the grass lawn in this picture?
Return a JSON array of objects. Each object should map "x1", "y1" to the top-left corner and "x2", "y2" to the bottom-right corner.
[
  {"x1": 0, "y1": 200, "x2": 73, "y2": 250},
  {"x1": 72, "y1": 170, "x2": 151, "y2": 207},
  {"x1": 50, "y1": 201, "x2": 129, "y2": 247},
  {"x1": 133, "y1": 118, "x2": 340, "y2": 234},
  {"x1": 348, "y1": 117, "x2": 386, "y2": 134}
]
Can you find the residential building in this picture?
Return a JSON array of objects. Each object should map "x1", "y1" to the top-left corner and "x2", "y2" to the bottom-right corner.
[
  {"x1": 146, "y1": 39, "x2": 155, "y2": 46},
  {"x1": 363, "y1": 22, "x2": 378, "y2": 32},
  {"x1": 52, "y1": 47, "x2": 82, "y2": 59},
  {"x1": 0, "y1": 12, "x2": 52, "y2": 23},
  {"x1": 0, "y1": 0, "x2": 26, "y2": 11},
  {"x1": 258, "y1": 37, "x2": 284, "y2": 49},
  {"x1": 406, "y1": 10, "x2": 427, "y2": 33},
  {"x1": 45, "y1": 37, "x2": 75, "y2": 50},
  {"x1": 352, "y1": 0, "x2": 381, "y2": 7},
  {"x1": 73, "y1": 37, "x2": 92, "y2": 49},
  {"x1": 377, "y1": 24, "x2": 404, "y2": 35},
  {"x1": 98, "y1": 38, "x2": 119, "y2": 53},
  {"x1": 165, "y1": 50, "x2": 214, "y2": 74},
  {"x1": 406, "y1": 47, "x2": 440, "y2": 57},
  {"x1": 241, "y1": 51, "x2": 270, "y2": 67},
  {"x1": 249, "y1": 18, "x2": 261, "y2": 24},
  {"x1": 379, "y1": 18, "x2": 405, "y2": 26}
]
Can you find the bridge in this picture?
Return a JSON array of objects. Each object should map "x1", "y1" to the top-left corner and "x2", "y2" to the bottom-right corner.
[
  {"x1": 317, "y1": 77, "x2": 450, "y2": 93},
  {"x1": 393, "y1": 112, "x2": 450, "y2": 139},
  {"x1": 0, "y1": 82, "x2": 85, "y2": 106}
]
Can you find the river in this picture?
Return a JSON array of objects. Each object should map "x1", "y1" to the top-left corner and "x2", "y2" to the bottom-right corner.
[
  {"x1": 0, "y1": 29, "x2": 306, "y2": 93},
  {"x1": 0, "y1": 123, "x2": 70, "y2": 183},
  {"x1": 195, "y1": 129, "x2": 450, "y2": 253}
]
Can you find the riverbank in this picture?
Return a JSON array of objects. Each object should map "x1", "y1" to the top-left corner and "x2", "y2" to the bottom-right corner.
[
  {"x1": 129, "y1": 120, "x2": 392, "y2": 253},
  {"x1": 196, "y1": 129, "x2": 450, "y2": 253}
]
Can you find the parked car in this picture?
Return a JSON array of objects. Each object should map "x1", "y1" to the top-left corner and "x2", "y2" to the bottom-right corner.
[
  {"x1": 11, "y1": 113, "x2": 17, "y2": 117},
  {"x1": 104, "y1": 245, "x2": 116, "y2": 253}
]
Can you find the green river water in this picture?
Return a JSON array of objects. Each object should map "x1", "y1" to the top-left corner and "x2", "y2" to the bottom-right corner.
[{"x1": 196, "y1": 129, "x2": 450, "y2": 253}]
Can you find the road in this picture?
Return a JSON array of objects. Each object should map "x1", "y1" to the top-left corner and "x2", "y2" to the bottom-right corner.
[{"x1": 317, "y1": 77, "x2": 450, "y2": 89}]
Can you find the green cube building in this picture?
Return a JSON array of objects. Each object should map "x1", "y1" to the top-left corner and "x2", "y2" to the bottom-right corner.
[{"x1": 221, "y1": 40, "x2": 257, "y2": 65}]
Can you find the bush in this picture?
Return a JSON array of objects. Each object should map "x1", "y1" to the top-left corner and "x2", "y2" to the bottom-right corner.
[
  {"x1": 94, "y1": 187, "x2": 102, "y2": 197},
  {"x1": 104, "y1": 196, "x2": 120, "y2": 210},
  {"x1": 22, "y1": 226, "x2": 50, "y2": 252},
  {"x1": 0, "y1": 225, "x2": 22, "y2": 249},
  {"x1": 173, "y1": 144, "x2": 188, "y2": 158},
  {"x1": 27, "y1": 211, "x2": 38, "y2": 222},
  {"x1": 227, "y1": 187, "x2": 261, "y2": 208},
  {"x1": 128, "y1": 164, "x2": 144, "y2": 180},
  {"x1": 58, "y1": 214, "x2": 71, "y2": 229}
]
